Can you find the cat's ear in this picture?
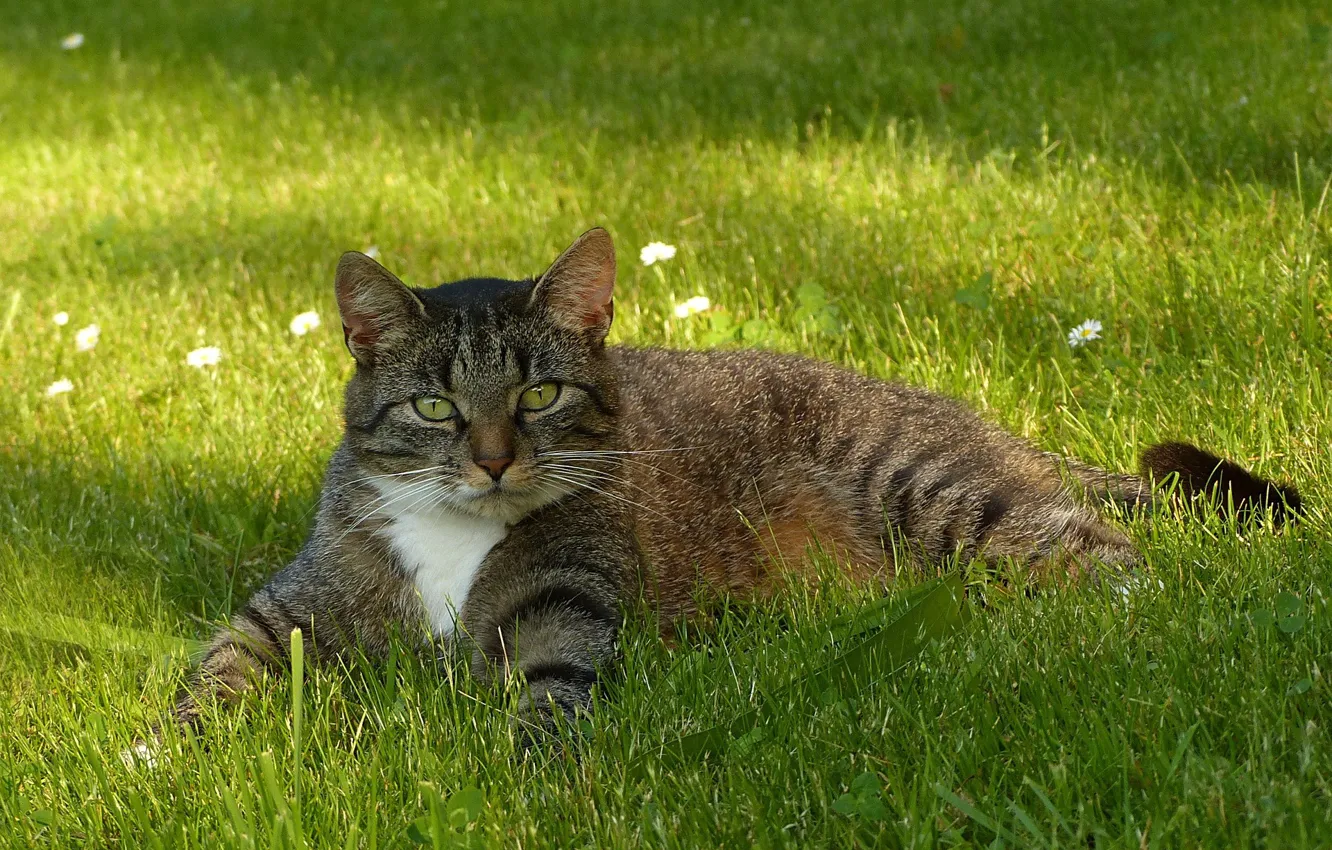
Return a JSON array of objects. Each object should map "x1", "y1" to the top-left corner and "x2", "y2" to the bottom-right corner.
[
  {"x1": 531, "y1": 227, "x2": 616, "y2": 342},
  {"x1": 335, "y1": 251, "x2": 426, "y2": 365}
]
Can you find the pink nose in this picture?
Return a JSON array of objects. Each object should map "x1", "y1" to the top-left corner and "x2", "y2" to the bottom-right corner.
[{"x1": 475, "y1": 456, "x2": 513, "y2": 481}]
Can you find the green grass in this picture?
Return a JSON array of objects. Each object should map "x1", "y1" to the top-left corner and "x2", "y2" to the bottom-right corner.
[{"x1": 3, "y1": 0, "x2": 1331, "y2": 845}]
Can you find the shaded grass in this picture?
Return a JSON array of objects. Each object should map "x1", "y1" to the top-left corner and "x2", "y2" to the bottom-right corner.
[{"x1": 2, "y1": 0, "x2": 1331, "y2": 846}]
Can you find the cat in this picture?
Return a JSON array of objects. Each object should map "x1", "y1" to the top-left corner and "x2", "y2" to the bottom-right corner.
[{"x1": 173, "y1": 227, "x2": 1301, "y2": 735}]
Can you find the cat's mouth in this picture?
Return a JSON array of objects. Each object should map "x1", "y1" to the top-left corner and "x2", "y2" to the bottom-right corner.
[{"x1": 454, "y1": 475, "x2": 550, "y2": 522}]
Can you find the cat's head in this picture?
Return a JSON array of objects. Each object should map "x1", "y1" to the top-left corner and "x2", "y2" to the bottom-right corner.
[{"x1": 334, "y1": 228, "x2": 620, "y2": 524}]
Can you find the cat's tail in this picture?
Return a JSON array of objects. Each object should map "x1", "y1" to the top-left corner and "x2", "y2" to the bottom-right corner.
[{"x1": 1059, "y1": 441, "x2": 1302, "y2": 524}]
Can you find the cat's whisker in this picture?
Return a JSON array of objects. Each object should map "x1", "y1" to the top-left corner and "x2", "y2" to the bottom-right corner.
[
  {"x1": 299, "y1": 465, "x2": 448, "y2": 522},
  {"x1": 350, "y1": 478, "x2": 437, "y2": 523},
  {"x1": 537, "y1": 471, "x2": 634, "y2": 507},
  {"x1": 338, "y1": 477, "x2": 444, "y2": 541},
  {"x1": 536, "y1": 464, "x2": 637, "y2": 496},
  {"x1": 370, "y1": 476, "x2": 473, "y2": 530},
  {"x1": 413, "y1": 485, "x2": 461, "y2": 519},
  {"x1": 537, "y1": 461, "x2": 669, "y2": 503},
  {"x1": 540, "y1": 452, "x2": 699, "y2": 488},
  {"x1": 536, "y1": 469, "x2": 678, "y2": 525},
  {"x1": 541, "y1": 447, "x2": 702, "y2": 457},
  {"x1": 393, "y1": 478, "x2": 462, "y2": 519},
  {"x1": 323, "y1": 475, "x2": 440, "y2": 526},
  {"x1": 324, "y1": 464, "x2": 452, "y2": 499}
]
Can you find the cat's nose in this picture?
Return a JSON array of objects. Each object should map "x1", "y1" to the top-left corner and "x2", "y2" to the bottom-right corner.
[{"x1": 474, "y1": 456, "x2": 513, "y2": 481}]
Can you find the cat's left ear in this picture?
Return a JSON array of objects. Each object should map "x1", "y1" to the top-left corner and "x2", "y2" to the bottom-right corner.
[{"x1": 531, "y1": 227, "x2": 616, "y2": 343}]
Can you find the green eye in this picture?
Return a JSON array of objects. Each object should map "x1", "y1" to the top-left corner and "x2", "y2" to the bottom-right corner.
[
  {"x1": 519, "y1": 382, "x2": 560, "y2": 411},
  {"x1": 412, "y1": 396, "x2": 457, "y2": 422}
]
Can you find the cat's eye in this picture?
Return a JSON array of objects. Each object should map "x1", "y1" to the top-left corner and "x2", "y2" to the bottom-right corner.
[
  {"x1": 518, "y1": 382, "x2": 561, "y2": 412},
  {"x1": 412, "y1": 396, "x2": 458, "y2": 422}
]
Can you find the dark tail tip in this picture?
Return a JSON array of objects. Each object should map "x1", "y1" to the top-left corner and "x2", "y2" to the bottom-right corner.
[{"x1": 1140, "y1": 441, "x2": 1302, "y2": 524}]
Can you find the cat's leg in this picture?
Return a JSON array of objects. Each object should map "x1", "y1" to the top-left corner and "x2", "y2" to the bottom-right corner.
[
  {"x1": 170, "y1": 546, "x2": 401, "y2": 732},
  {"x1": 460, "y1": 505, "x2": 633, "y2": 735},
  {"x1": 171, "y1": 581, "x2": 319, "y2": 730},
  {"x1": 983, "y1": 501, "x2": 1143, "y2": 582},
  {"x1": 122, "y1": 583, "x2": 312, "y2": 767}
]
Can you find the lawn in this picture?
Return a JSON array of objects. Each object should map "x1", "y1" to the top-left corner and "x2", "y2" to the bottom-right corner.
[{"x1": 2, "y1": 0, "x2": 1331, "y2": 846}]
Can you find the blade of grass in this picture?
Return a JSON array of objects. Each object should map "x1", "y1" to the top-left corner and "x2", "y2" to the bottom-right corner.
[
  {"x1": 628, "y1": 574, "x2": 968, "y2": 778},
  {"x1": 0, "y1": 610, "x2": 203, "y2": 660}
]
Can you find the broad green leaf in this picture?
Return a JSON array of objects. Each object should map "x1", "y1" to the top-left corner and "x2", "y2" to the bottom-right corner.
[
  {"x1": 446, "y1": 786, "x2": 485, "y2": 828},
  {"x1": 814, "y1": 307, "x2": 843, "y2": 335},
  {"x1": 405, "y1": 816, "x2": 432, "y2": 845},
  {"x1": 850, "y1": 770, "x2": 882, "y2": 797},
  {"x1": 1288, "y1": 677, "x2": 1313, "y2": 696},
  {"x1": 859, "y1": 796, "x2": 889, "y2": 822},
  {"x1": 1275, "y1": 593, "x2": 1302, "y2": 618},
  {"x1": 954, "y1": 272, "x2": 993, "y2": 310},
  {"x1": 795, "y1": 283, "x2": 828, "y2": 308},
  {"x1": 1278, "y1": 615, "x2": 1307, "y2": 635},
  {"x1": 832, "y1": 794, "x2": 859, "y2": 816},
  {"x1": 741, "y1": 318, "x2": 770, "y2": 342}
]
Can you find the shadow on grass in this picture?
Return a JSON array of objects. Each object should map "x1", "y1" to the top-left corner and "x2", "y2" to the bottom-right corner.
[
  {"x1": 0, "y1": 439, "x2": 321, "y2": 635},
  {"x1": 4, "y1": 0, "x2": 1331, "y2": 187}
]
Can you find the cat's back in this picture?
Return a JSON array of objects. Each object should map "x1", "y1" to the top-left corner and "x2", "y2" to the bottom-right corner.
[
  {"x1": 606, "y1": 346, "x2": 1028, "y2": 619},
  {"x1": 611, "y1": 345, "x2": 962, "y2": 449}
]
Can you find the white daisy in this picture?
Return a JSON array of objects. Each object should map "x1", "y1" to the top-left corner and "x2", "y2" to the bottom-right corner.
[
  {"x1": 289, "y1": 310, "x2": 321, "y2": 336},
  {"x1": 53, "y1": 311, "x2": 70, "y2": 326},
  {"x1": 61, "y1": 33, "x2": 84, "y2": 50},
  {"x1": 672, "y1": 295, "x2": 711, "y2": 318},
  {"x1": 640, "y1": 242, "x2": 677, "y2": 266},
  {"x1": 1067, "y1": 319, "x2": 1103, "y2": 348},
  {"x1": 364, "y1": 245, "x2": 380, "y2": 260},
  {"x1": 46, "y1": 378, "x2": 74, "y2": 397},
  {"x1": 186, "y1": 346, "x2": 222, "y2": 368},
  {"x1": 74, "y1": 323, "x2": 100, "y2": 352}
]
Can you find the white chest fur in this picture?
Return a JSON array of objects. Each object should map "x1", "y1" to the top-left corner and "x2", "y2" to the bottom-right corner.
[{"x1": 371, "y1": 481, "x2": 508, "y2": 638}]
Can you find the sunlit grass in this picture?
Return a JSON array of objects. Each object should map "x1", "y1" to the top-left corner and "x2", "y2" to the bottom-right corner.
[{"x1": 2, "y1": 0, "x2": 1331, "y2": 846}]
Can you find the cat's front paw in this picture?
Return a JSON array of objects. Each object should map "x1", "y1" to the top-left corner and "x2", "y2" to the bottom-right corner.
[
  {"x1": 119, "y1": 735, "x2": 163, "y2": 771},
  {"x1": 511, "y1": 690, "x2": 586, "y2": 754}
]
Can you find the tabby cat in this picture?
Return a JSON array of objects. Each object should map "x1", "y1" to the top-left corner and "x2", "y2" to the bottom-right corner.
[{"x1": 174, "y1": 228, "x2": 1300, "y2": 733}]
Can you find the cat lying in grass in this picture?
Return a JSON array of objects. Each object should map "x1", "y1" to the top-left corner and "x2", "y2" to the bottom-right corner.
[{"x1": 172, "y1": 228, "x2": 1300, "y2": 736}]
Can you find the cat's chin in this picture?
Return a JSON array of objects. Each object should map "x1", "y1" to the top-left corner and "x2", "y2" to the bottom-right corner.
[{"x1": 451, "y1": 486, "x2": 566, "y2": 526}]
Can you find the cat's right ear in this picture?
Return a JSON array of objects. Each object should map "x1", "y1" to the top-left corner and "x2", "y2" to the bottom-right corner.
[{"x1": 334, "y1": 252, "x2": 426, "y2": 365}]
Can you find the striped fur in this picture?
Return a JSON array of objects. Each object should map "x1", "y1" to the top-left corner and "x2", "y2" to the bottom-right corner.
[{"x1": 175, "y1": 228, "x2": 1300, "y2": 735}]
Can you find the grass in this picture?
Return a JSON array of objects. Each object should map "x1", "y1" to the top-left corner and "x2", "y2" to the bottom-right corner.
[{"x1": 2, "y1": 0, "x2": 1331, "y2": 845}]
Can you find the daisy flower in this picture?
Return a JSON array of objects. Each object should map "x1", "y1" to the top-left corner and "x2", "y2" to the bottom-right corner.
[
  {"x1": 289, "y1": 310, "x2": 321, "y2": 336},
  {"x1": 61, "y1": 33, "x2": 84, "y2": 50},
  {"x1": 186, "y1": 346, "x2": 222, "y2": 368},
  {"x1": 640, "y1": 242, "x2": 677, "y2": 266},
  {"x1": 1067, "y1": 319, "x2": 1102, "y2": 348},
  {"x1": 672, "y1": 296, "x2": 711, "y2": 318},
  {"x1": 364, "y1": 245, "x2": 381, "y2": 260},
  {"x1": 53, "y1": 311, "x2": 70, "y2": 326},
  {"x1": 74, "y1": 323, "x2": 100, "y2": 352},
  {"x1": 46, "y1": 378, "x2": 74, "y2": 397}
]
